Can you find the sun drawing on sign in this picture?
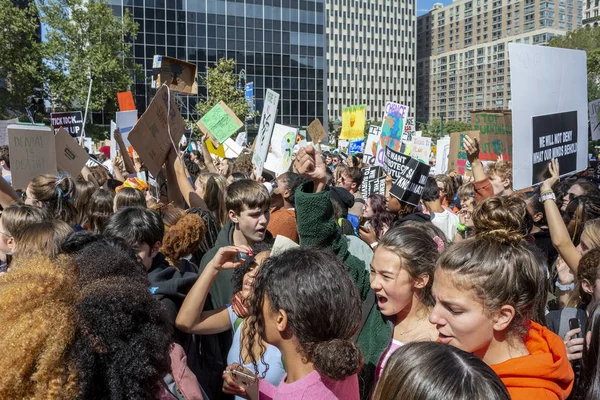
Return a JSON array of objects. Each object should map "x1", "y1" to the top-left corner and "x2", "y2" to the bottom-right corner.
[
  {"x1": 350, "y1": 113, "x2": 356, "y2": 127},
  {"x1": 282, "y1": 132, "x2": 295, "y2": 166}
]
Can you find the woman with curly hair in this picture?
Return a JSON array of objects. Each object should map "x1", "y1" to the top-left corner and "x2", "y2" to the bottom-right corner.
[
  {"x1": 0, "y1": 255, "x2": 79, "y2": 399},
  {"x1": 359, "y1": 194, "x2": 393, "y2": 245}
]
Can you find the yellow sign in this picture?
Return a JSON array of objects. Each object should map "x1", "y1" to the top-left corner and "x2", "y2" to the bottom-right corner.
[
  {"x1": 340, "y1": 105, "x2": 366, "y2": 140},
  {"x1": 206, "y1": 139, "x2": 225, "y2": 158}
]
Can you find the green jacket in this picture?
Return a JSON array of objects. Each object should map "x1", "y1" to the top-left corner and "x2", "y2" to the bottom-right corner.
[{"x1": 295, "y1": 182, "x2": 392, "y2": 400}]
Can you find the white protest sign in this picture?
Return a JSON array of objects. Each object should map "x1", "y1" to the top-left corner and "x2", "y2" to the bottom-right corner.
[
  {"x1": 435, "y1": 137, "x2": 451, "y2": 174},
  {"x1": 253, "y1": 89, "x2": 279, "y2": 177},
  {"x1": 411, "y1": 137, "x2": 432, "y2": 164},
  {"x1": 110, "y1": 120, "x2": 117, "y2": 160},
  {"x1": 402, "y1": 117, "x2": 416, "y2": 141},
  {"x1": 236, "y1": 131, "x2": 247, "y2": 146},
  {"x1": 264, "y1": 124, "x2": 298, "y2": 176},
  {"x1": 589, "y1": 99, "x2": 600, "y2": 140},
  {"x1": 0, "y1": 119, "x2": 19, "y2": 146},
  {"x1": 224, "y1": 138, "x2": 243, "y2": 158},
  {"x1": 509, "y1": 44, "x2": 588, "y2": 189},
  {"x1": 8, "y1": 125, "x2": 57, "y2": 189},
  {"x1": 116, "y1": 110, "x2": 137, "y2": 148}
]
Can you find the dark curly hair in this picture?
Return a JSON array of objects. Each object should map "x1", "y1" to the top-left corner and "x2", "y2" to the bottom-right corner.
[
  {"x1": 366, "y1": 194, "x2": 393, "y2": 240},
  {"x1": 243, "y1": 248, "x2": 363, "y2": 381},
  {"x1": 231, "y1": 241, "x2": 273, "y2": 293},
  {"x1": 72, "y1": 277, "x2": 173, "y2": 400}
]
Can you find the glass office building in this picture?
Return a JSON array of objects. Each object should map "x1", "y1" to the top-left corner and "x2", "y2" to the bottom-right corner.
[{"x1": 108, "y1": 0, "x2": 327, "y2": 128}]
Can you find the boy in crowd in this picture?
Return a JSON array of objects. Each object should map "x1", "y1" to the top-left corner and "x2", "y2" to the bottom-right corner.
[
  {"x1": 421, "y1": 177, "x2": 459, "y2": 241},
  {"x1": 463, "y1": 135, "x2": 513, "y2": 201},
  {"x1": 337, "y1": 167, "x2": 365, "y2": 218}
]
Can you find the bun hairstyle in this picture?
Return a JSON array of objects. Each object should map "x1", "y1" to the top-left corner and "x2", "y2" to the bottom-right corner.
[
  {"x1": 472, "y1": 196, "x2": 533, "y2": 237},
  {"x1": 437, "y1": 228, "x2": 543, "y2": 338},
  {"x1": 244, "y1": 248, "x2": 363, "y2": 381},
  {"x1": 28, "y1": 174, "x2": 77, "y2": 226}
]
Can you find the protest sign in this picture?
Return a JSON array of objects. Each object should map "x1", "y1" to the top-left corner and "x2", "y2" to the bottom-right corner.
[
  {"x1": 0, "y1": 118, "x2": 19, "y2": 146},
  {"x1": 531, "y1": 111, "x2": 578, "y2": 184},
  {"x1": 264, "y1": 124, "x2": 298, "y2": 176},
  {"x1": 51, "y1": 111, "x2": 83, "y2": 138},
  {"x1": 380, "y1": 102, "x2": 409, "y2": 152},
  {"x1": 117, "y1": 91, "x2": 136, "y2": 111},
  {"x1": 403, "y1": 117, "x2": 416, "y2": 141},
  {"x1": 384, "y1": 146, "x2": 430, "y2": 206},
  {"x1": 307, "y1": 119, "x2": 327, "y2": 144},
  {"x1": 471, "y1": 110, "x2": 512, "y2": 162},
  {"x1": 127, "y1": 85, "x2": 186, "y2": 177},
  {"x1": 206, "y1": 140, "x2": 226, "y2": 158},
  {"x1": 509, "y1": 43, "x2": 588, "y2": 190},
  {"x1": 360, "y1": 166, "x2": 385, "y2": 198},
  {"x1": 338, "y1": 139, "x2": 349, "y2": 153},
  {"x1": 589, "y1": 99, "x2": 600, "y2": 140},
  {"x1": 236, "y1": 131, "x2": 247, "y2": 147},
  {"x1": 435, "y1": 137, "x2": 451, "y2": 174},
  {"x1": 245, "y1": 82, "x2": 255, "y2": 114},
  {"x1": 116, "y1": 110, "x2": 137, "y2": 148},
  {"x1": 411, "y1": 137, "x2": 432, "y2": 164},
  {"x1": 348, "y1": 139, "x2": 365, "y2": 155},
  {"x1": 110, "y1": 120, "x2": 117, "y2": 160},
  {"x1": 54, "y1": 128, "x2": 89, "y2": 179},
  {"x1": 252, "y1": 89, "x2": 280, "y2": 177},
  {"x1": 364, "y1": 125, "x2": 383, "y2": 166},
  {"x1": 340, "y1": 105, "x2": 366, "y2": 140},
  {"x1": 448, "y1": 131, "x2": 479, "y2": 176},
  {"x1": 151, "y1": 55, "x2": 198, "y2": 94},
  {"x1": 8, "y1": 125, "x2": 56, "y2": 189},
  {"x1": 197, "y1": 101, "x2": 244, "y2": 147},
  {"x1": 224, "y1": 138, "x2": 243, "y2": 158}
]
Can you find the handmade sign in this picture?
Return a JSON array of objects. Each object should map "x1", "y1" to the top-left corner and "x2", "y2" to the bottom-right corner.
[
  {"x1": 380, "y1": 102, "x2": 409, "y2": 152},
  {"x1": 115, "y1": 110, "x2": 137, "y2": 148},
  {"x1": 264, "y1": 124, "x2": 298, "y2": 176},
  {"x1": 509, "y1": 43, "x2": 587, "y2": 190},
  {"x1": 435, "y1": 137, "x2": 451, "y2": 175},
  {"x1": 348, "y1": 139, "x2": 365, "y2": 155},
  {"x1": 224, "y1": 138, "x2": 243, "y2": 158},
  {"x1": 307, "y1": 119, "x2": 327, "y2": 144},
  {"x1": 360, "y1": 166, "x2": 385, "y2": 198},
  {"x1": 340, "y1": 105, "x2": 366, "y2": 140},
  {"x1": 50, "y1": 111, "x2": 83, "y2": 138},
  {"x1": 206, "y1": 140, "x2": 226, "y2": 158},
  {"x1": 252, "y1": 89, "x2": 280, "y2": 177},
  {"x1": 411, "y1": 137, "x2": 432, "y2": 164},
  {"x1": 235, "y1": 131, "x2": 248, "y2": 147},
  {"x1": 471, "y1": 110, "x2": 512, "y2": 162},
  {"x1": 384, "y1": 146, "x2": 430, "y2": 206},
  {"x1": 117, "y1": 91, "x2": 136, "y2": 111},
  {"x1": 589, "y1": 99, "x2": 600, "y2": 140},
  {"x1": 197, "y1": 101, "x2": 244, "y2": 147},
  {"x1": 151, "y1": 55, "x2": 198, "y2": 94},
  {"x1": 55, "y1": 127, "x2": 89, "y2": 179},
  {"x1": 8, "y1": 125, "x2": 57, "y2": 189},
  {"x1": 448, "y1": 131, "x2": 479, "y2": 176},
  {"x1": 403, "y1": 117, "x2": 416, "y2": 141},
  {"x1": 338, "y1": 139, "x2": 349, "y2": 153},
  {"x1": 127, "y1": 85, "x2": 186, "y2": 177},
  {"x1": 0, "y1": 118, "x2": 19, "y2": 146},
  {"x1": 110, "y1": 120, "x2": 117, "y2": 160}
]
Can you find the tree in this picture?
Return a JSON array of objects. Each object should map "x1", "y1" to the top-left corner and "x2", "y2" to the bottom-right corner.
[
  {"x1": 39, "y1": 0, "x2": 140, "y2": 113},
  {"x1": 0, "y1": 0, "x2": 43, "y2": 119},
  {"x1": 196, "y1": 58, "x2": 255, "y2": 121},
  {"x1": 548, "y1": 26, "x2": 600, "y2": 102},
  {"x1": 420, "y1": 119, "x2": 471, "y2": 141}
]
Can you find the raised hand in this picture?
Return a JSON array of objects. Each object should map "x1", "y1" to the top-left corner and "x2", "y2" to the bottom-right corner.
[
  {"x1": 540, "y1": 159, "x2": 560, "y2": 193},
  {"x1": 463, "y1": 135, "x2": 480, "y2": 165},
  {"x1": 207, "y1": 245, "x2": 252, "y2": 272},
  {"x1": 295, "y1": 144, "x2": 327, "y2": 191}
]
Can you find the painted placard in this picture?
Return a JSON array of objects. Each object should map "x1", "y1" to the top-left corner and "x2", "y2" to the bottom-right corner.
[
  {"x1": 435, "y1": 137, "x2": 451, "y2": 175},
  {"x1": 340, "y1": 105, "x2": 366, "y2": 140},
  {"x1": 51, "y1": 111, "x2": 83, "y2": 138},
  {"x1": 252, "y1": 89, "x2": 280, "y2": 177},
  {"x1": 411, "y1": 137, "x2": 432, "y2": 164},
  {"x1": 380, "y1": 102, "x2": 409, "y2": 152},
  {"x1": 197, "y1": 101, "x2": 244, "y2": 146},
  {"x1": 471, "y1": 110, "x2": 512, "y2": 162},
  {"x1": 403, "y1": 117, "x2": 416, "y2": 141},
  {"x1": 264, "y1": 124, "x2": 298, "y2": 176},
  {"x1": 348, "y1": 139, "x2": 365, "y2": 155},
  {"x1": 589, "y1": 99, "x2": 600, "y2": 140},
  {"x1": 448, "y1": 131, "x2": 479, "y2": 176},
  {"x1": 8, "y1": 125, "x2": 57, "y2": 189}
]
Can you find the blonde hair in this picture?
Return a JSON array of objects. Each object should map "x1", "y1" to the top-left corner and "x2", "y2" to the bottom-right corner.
[
  {"x1": 0, "y1": 255, "x2": 79, "y2": 399},
  {"x1": 583, "y1": 219, "x2": 600, "y2": 249},
  {"x1": 14, "y1": 220, "x2": 74, "y2": 259},
  {"x1": 196, "y1": 173, "x2": 227, "y2": 228}
]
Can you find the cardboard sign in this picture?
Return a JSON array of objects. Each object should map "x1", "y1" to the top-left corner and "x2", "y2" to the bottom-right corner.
[
  {"x1": 348, "y1": 140, "x2": 365, "y2": 155},
  {"x1": 152, "y1": 55, "x2": 198, "y2": 94},
  {"x1": 360, "y1": 166, "x2": 385, "y2": 198},
  {"x1": 411, "y1": 137, "x2": 432, "y2": 164},
  {"x1": 435, "y1": 137, "x2": 451, "y2": 175},
  {"x1": 340, "y1": 105, "x2": 366, "y2": 140},
  {"x1": 307, "y1": 119, "x2": 327, "y2": 144},
  {"x1": 8, "y1": 125, "x2": 57, "y2": 189},
  {"x1": 55, "y1": 127, "x2": 89, "y2": 179},
  {"x1": 116, "y1": 110, "x2": 136, "y2": 148},
  {"x1": 264, "y1": 124, "x2": 298, "y2": 176},
  {"x1": 253, "y1": 89, "x2": 280, "y2": 177},
  {"x1": 117, "y1": 91, "x2": 136, "y2": 111},
  {"x1": 471, "y1": 110, "x2": 512, "y2": 162},
  {"x1": 589, "y1": 99, "x2": 600, "y2": 140},
  {"x1": 448, "y1": 131, "x2": 479, "y2": 176},
  {"x1": 380, "y1": 102, "x2": 409, "y2": 152},
  {"x1": 384, "y1": 146, "x2": 430, "y2": 206},
  {"x1": 532, "y1": 111, "x2": 578, "y2": 184},
  {"x1": 0, "y1": 118, "x2": 19, "y2": 146},
  {"x1": 128, "y1": 85, "x2": 186, "y2": 177},
  {"x1": 197, "y1": 101, "x2": 244, "y2": 147},
  {"x1": 509, "y1": 43, "x2": 588, "y2": 190},
  {"x1": 50, "y1": 111, "x2": 83, "y2": 138}
]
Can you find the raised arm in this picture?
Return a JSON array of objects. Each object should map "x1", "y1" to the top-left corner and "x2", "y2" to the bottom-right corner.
[
  {"x1": 170, "y1": 149, "x2": 209, "y2": 210},
  {"x1": 176, "y1": 246, "x2": 249, "y2": 335},
  {"x1": 114, "y1": 129, "x2": 136, "y2": 175},
  {"x1": 165, "y1": 149, "x2": 185, "y2": 209},
  {"x1": 463, "y1": 135, "x2": 493, "y2": 203},
  {"x1": 541, "y1": 159, "x2": 581, "y2": 273},
  {"x1": 200, "y1": 137, "x2": 219, "y2": 174}
]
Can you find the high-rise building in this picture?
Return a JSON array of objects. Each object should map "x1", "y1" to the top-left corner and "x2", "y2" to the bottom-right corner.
[
  {"x1": 108, "y1": 0, "x2": 327, "y2": 128},
  {"x1": 416, "y1": 0, "x2": 583, "y2": 123},
  {"x1": 583, "y1": 0, "x2": 600, "y2": 26},
  {"x1": 326, "y1": 0, "x2": 416, "y2": 123}
]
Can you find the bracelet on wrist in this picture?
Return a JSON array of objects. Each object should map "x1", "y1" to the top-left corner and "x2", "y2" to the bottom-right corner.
[
  {"x1": 555, "y1": 281, "x2": 575, "y2": 291},
  {"x1": 456, "y1": 223, "x2": 467, "y2": 232},
  {"x1": 539, "y1": 191, "x2": 557, "y2": 203}
]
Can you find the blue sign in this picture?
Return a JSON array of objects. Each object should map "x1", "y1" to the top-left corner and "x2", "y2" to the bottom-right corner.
[
  {"x1": 245, "y1": 82, "x2": 254, "y2": 114},
  {"x1": 348, "y1": 139, "x2": 365, "y2": 155}
]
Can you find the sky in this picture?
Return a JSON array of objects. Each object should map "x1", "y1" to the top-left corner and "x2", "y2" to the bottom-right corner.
[{"x1": 417, "y1": 0, "x2": 452, "y2": 16}]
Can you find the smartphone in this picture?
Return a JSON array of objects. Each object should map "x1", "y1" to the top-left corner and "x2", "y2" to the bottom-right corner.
[
  {"x1": 231, "y1": 370, "x2": 258, "y2": 400},
  {"x1": 569, "y1": 318, "x2": 581, "y2": 339}
]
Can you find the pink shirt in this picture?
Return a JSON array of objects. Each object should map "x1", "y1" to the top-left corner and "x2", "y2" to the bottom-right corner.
[
  {"x1": 258, "y1": 370, "x2": 359, "y2": 400},
  {"x1": 375, "y1": 339, "x2": 404, "y2": 381}
]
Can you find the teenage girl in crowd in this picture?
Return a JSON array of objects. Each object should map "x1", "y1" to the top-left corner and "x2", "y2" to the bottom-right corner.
[
  {"x1": 430, "y1": 226, "x2": 574, "y2": 399},
  {"x1": 24, "y1": 173, "x2": 77, "y2": 227},
  {"x1": 293, "y1": 145, "x2": 440, "y2": 399},
  {"x1": 226, "y1": 248, "x2": 363, "y2": 399},
  {"x1": 358, "y1": 193, "x2": 393, "y2": 245}
]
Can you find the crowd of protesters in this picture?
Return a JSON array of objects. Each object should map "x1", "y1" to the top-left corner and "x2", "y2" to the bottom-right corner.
[{"x1": 0, "y1": 126, "x2": 600, "y2": 400}]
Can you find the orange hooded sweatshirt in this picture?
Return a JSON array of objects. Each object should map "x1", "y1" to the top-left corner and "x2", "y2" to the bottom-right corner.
[{"x1": 491, "y1": 321, "x2": 574, "y2": 400}]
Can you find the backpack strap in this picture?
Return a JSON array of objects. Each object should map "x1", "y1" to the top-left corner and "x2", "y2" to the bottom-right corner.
[
  {"x1": 558, "y1": 307, "x2": 578, "y2": 339},
  {"x1": 234, "y1": 316, "x2": 244, "y2": 332},
  {"x1": 353, "y1": 290, "x2": 376, "y2": 342}
]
